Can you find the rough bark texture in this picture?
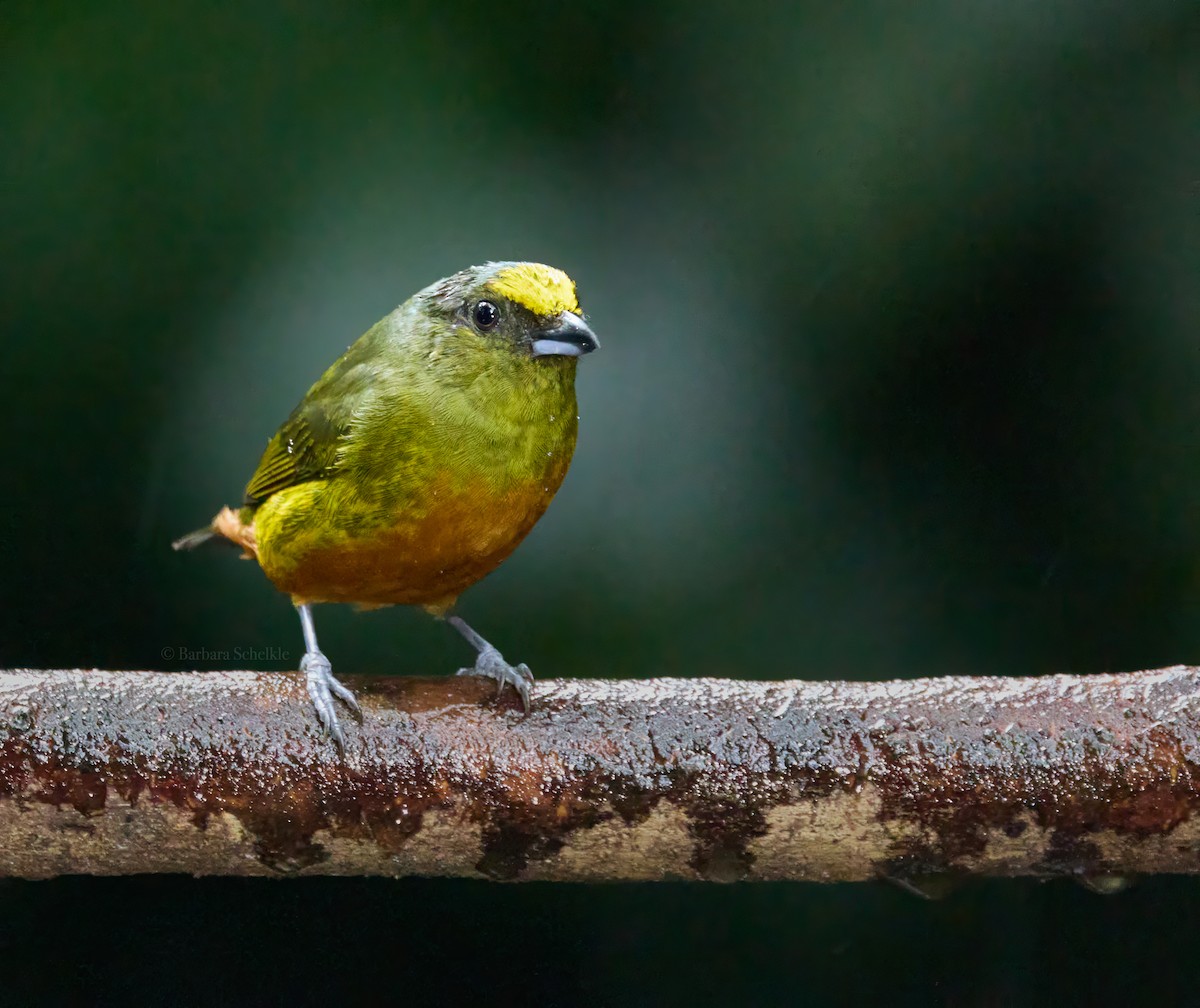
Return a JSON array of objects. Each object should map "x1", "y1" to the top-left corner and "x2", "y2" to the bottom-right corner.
[{"x1": 1, "y1": 667, "x2": 1198, "y2": 883}]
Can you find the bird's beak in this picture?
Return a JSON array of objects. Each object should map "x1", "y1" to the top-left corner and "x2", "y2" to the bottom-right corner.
[{"x1": 531, "y1": 311, "x2": 599, "y2": 358}]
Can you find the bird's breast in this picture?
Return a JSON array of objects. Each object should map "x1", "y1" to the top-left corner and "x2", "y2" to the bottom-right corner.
[{"x1": 255, "y1": 408, "x2": 578, "y2": 608}]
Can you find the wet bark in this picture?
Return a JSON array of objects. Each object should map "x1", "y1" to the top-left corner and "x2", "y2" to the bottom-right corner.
[{"x1": 1, "y1": 667, "x2": 1198, "y2": 884}]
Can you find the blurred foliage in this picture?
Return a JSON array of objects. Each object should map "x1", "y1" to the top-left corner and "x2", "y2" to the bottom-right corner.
[{"x1": 2, "y1": 1, "x2": 1199, "y2": 1004}]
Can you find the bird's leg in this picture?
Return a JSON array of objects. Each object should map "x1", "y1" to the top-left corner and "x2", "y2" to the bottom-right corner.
[
  {"x1": 296, "y1": 602, "x2": 362, "y2": 752},
  {"x1": 446, "y1": 615, "x2": 534, "y2": 712}
]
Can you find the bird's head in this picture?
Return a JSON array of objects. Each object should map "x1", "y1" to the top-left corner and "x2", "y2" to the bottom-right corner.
[{"x1": 420, "y1": 261, "x2": 599, "y2": 362}]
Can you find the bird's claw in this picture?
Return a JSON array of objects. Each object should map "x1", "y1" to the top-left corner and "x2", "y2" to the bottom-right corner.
[
  {"x1": 456, "y1": 646, "x2": 534, "y2": 712},
  {"x1": 301, "y1": 649, "x2": 361, "y2": 753}
]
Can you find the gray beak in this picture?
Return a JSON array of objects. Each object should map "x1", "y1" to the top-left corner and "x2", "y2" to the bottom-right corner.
[{"x1": 531, "y1": 311, "x2": 599, "y2": 358}]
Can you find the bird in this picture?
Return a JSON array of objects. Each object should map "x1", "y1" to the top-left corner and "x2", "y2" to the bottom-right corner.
[{"x1": 173, "y1": 261, "x2": 598, "y2": 750}]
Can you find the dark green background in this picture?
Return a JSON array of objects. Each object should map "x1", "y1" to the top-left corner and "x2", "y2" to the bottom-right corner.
[{"x1": 3, "y1": 2, "x2": 1199, "y2": 1004}]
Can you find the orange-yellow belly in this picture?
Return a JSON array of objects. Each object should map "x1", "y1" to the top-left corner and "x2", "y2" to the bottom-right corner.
[{"x1": 251, "y1": 463, "x2": 570, "y2": 611}]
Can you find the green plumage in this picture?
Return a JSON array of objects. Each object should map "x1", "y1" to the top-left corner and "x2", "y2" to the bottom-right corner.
[{"x1": 243, "y1": 263, "x2": 584, "y2": 608}]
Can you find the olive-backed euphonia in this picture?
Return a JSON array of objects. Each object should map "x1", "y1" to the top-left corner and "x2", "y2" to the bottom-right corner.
[{"x1": 174, "y1": 262, "x2": 598, "y2": 749}]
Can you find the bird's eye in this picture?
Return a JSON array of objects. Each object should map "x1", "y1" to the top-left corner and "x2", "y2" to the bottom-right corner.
[{"x1": 473, "y1": 300, "x2": 500, "y2": 331}]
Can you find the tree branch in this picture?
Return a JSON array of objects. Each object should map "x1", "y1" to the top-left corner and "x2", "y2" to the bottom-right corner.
[{"x1": 0, "y1": 667, "x2": 1198, "y2": 883}]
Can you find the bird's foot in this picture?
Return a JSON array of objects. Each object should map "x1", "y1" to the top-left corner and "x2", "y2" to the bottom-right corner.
[
  {"x1": 456, "y1": 646, "x2": 534, "y2": 712},
  {"x1": 300, "y1": 649, "x2": 362, "y2": 752}
]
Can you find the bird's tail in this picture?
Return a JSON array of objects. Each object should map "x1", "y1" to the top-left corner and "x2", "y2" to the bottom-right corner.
[
  {"x1": 172, "y1": 506, "x2": 258, "y2": 557},
  {"x1": 172, "y1": 525, "x2": 219, "y2": 551}
]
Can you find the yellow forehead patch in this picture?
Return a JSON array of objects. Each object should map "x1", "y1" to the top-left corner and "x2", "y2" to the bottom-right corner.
[{"x1": 487, "y1": 263, "x2": 579, "y2": 317}]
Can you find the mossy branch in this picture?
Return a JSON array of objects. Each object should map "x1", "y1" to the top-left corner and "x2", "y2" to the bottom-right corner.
[{"x1": 0, "y1": 667, "x2": 1198, "y2": 884}]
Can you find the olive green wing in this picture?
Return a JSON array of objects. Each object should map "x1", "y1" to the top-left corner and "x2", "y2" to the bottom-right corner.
[
  {"x1": 243, "y1": 400, "x2": 345, "y2": 505},
  {"x1": 242, "y1": 332, "x2": 385, "y2": 506}
]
